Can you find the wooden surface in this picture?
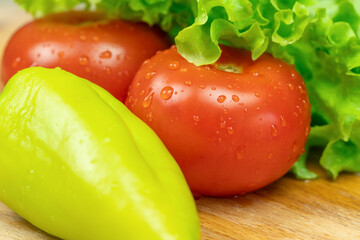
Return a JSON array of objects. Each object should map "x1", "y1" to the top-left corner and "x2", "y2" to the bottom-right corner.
[{"x1": 1, "y1": 2, "x2": 360, "y2": 240}]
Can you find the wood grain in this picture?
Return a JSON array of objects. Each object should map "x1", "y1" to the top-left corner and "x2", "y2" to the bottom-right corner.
[
  {"x1": 1, "y1": 2, "x2": 360, "y2": 240},
  {"x1": 197, "y1": 165, "x2": 360, "y2": 240}
]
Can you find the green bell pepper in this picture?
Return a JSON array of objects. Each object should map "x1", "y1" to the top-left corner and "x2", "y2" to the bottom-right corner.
[{"x1": 0, "y1": 67, "x2": 200, "y2": 240}]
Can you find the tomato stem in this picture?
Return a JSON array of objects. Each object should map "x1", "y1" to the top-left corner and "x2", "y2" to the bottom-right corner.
[{"x1": 214, "y1": 63, "x2": 242, "y2": 73}]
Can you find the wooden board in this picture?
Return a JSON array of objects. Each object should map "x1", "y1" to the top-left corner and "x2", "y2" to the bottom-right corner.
[{"x1": 1, "y1": 1, "x2": 360, "y2": 239}]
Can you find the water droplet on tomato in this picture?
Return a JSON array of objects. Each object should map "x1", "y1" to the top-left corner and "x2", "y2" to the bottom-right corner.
[
  {"x1": 104, "y1": 67, "x2": 111, "y2": 75},
  {"x1": 227, "y1": 127, "x2": 234, "y2": 135},
  {"x1": 168, "y1": 61, "x2": 179, "y2": 70},
  {"x1": 160, "y1": 86, "x2": 174, "y2": 100},
  {"x1": 232, "y1": 95, "x2": 239, "y2": 102},
  {"x1": 127, "y1": 95, "x2": 133, "y2": 103},
  {"x1": 211, "y1": 87, "x2": 216, "y2": 90},
  {"x1": 220, "y1": 121, "x2": 226, "y2": 129},
  {"x1": 288, "y1": 83, "x2": 294, "y2": 90},
  {"x1": 217, "y1": 95, "x2": 226, "y2": 103},
  {"x1": 193, "y1": 115, "x2": 200, "y2": 122},
  {"x1": 199, "y1": 84, "x2": 206, "y2": 89},
  {"x1": 100, "y1": 50, "x2": 112, "y2": 59},
  {"x1": 227, "y1": 85, "x2": 233, "y2": 89},
  {"x1": 292, "y1": 142, "x2": 298, "y2": 153},
  {"x1": 271, "y1": 124, "x2": 278, "y2": 137},
  {"x1": 252, "y1": 72, "x2": 259, "y2": 76},
  {"x1": 236, "y1": 146, "x2": 245, "y2": 160},
  {"x1": 302, "y1": 99, "x2": 308, "y2": 108},
  {"x1": 258, "y1": 129, "x2": 264, "y2": 138},
  {"x1": 254, "y1": 92, "x2": 260, "y2": 97},
  {"x1": 147, "y1": 112, "x2": 153, "y2": 122},
  {"x1": 223, "y1": 108, "x2": 229, "y2": 114},
  {"x1": 133, "y1": 98, "x2": 138, "y2": 106},
  {"x1": 36, "y1": 53, "x2": 41, "y2": 58},
  {"x1": 116, "y1": 54, "x2": 122, "y2": 61},
  {"x1": 298, "y1": 85, "x2": 305, "y2": 94},
  {"x1": 180, "y1": 68, "x2": 188, "y2": 73},
  {"x1": 280, "y1": 115, "x2": 286, "y2": 127},
  {"x1": 58, "y1": 51, "x2": 64, "y2": 58},
  {"x1": 185, "y1": 80, "x2": 192, "y2": 86},
  {"x1": 296, "y1": 105, "x2": 303, "y2": 114},
  {"x1": 305, "y1": 126, "x2": 310, "y2": 136},
  {"x1": 145, "y1": 72, "x2": 156, "y2": 80},
  {"x1": 12, "y1": 57, "x2": 21, "y2": 68},
  {"x1": 143, "y1": 91, "x2": 154, "y2": 108},
  {"x1": 79, "y1": 56, "x2": 89, "y2": 66}
]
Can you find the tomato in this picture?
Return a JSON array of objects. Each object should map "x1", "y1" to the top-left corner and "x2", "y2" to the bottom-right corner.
[
  {"x1": 125, "y1": 45, "x2": 311, "y2": 196},
  {"x1": 1, "y1": 11, "x2": 169, "y2": 102}
]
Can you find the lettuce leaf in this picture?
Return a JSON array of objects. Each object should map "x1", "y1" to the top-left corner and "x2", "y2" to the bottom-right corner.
[
  {"x1": 15, "y1": 0, "x2": 196, "y2": 38},
  {"x1": 14, "y1": 0, "x2": 90, "y2": 17},
  {"x1": 14, "y1": 0, "x2": 360, "y2": 179}
]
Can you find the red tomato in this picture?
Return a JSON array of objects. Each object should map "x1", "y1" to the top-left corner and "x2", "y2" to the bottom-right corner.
[
  {"x1": 126, "y1": 45, "x2": 311, "y2": 196},
  {"x1": 1, "y1": 11, "x2": 169, "y2": 102}
]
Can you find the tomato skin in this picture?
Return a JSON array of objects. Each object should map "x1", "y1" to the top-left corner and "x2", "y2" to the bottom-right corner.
[
  {"x1": 1, "y1": 11, "x2": 169, "y2": 102},
  {"x1": 126, "y1": 46, "x2": 311, "y2": 196}
]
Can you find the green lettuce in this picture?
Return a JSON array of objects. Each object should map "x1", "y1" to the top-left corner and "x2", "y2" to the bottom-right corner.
[
  {"x1": 14, "y1": 0, "x2": 196, "y2": 38},
  {"x1": 15, "y1": 0, "x2": 360, "y2": 179}
]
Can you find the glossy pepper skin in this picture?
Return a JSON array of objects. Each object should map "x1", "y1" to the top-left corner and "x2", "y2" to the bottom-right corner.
[{"x1": 0, "y1": 67, "x2": 200, "y2": 240}]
